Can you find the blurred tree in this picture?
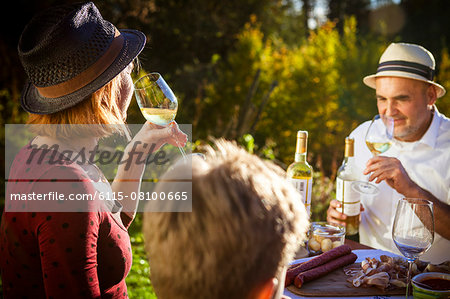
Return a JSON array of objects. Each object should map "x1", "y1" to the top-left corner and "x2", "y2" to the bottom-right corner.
[
  {"x1": 98, "y1": 0, "x2": 273, "y2": 74},
  {"x1": 436, "y1": 47, "x2": 450, "y2": 116},
  {"x1": 327, "y1": 0, "x2": 371, "y2": 33},
  {"x1": 303, "y1": 0, "x2": 313, "y2": 30},
  {"x1": 258, "y1": 0, "x2": 308, "y2": 47},
  {"x1": 201, "y1": 17, "x2": 385, "y2": 177},
  {"x1": 96, "y1": 0, "x2": 310, "y2": 128},
  {"x1": 399, "y1": 0, "x2": 450, "y2": 64},
  {"x1": 198, "y1": 18, "x2": 272, "y2": 140}
]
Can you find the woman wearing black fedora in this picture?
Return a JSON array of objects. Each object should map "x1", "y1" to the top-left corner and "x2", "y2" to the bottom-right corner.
[{"x1": 0, "y1": 2, "x2": 187, "y2": 298}]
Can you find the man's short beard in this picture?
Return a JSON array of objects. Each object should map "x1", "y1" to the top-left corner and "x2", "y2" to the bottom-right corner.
[{"x1": 394, "y1": 124, "x2": 419, "y2": 141}]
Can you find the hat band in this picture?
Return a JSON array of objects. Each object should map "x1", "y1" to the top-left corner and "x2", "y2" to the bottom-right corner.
[
  {"x1": 377, "y1": 60, "x2": 434, "y2": 80},
  {"x1": 36, "y1": 29, "x2": 124, "y2": 99}
]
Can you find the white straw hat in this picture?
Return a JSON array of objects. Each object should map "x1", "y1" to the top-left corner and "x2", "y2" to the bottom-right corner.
[{"x1": 363, "y1": 42, "x2": 446, "y2": 98}]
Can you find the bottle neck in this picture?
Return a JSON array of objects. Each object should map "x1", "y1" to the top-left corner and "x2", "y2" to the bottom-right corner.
[
  {"x1": 344, "y1": 139, "x2": 354, "y2": 158},
  {"x1": 343, "y1": 155, "x2": 355, "y2": 165},
  {"x1": 295, "y1": 152, "x2": 307, "y2": 162},
  {"x1": 343, "y1": 138, "x2": 354, "y2": 165},
  {"x1": 344, "y1": 156, "x2": 355, "y2": 162},
  {"x1": 295, "y1": 135, "x2": 308, "y2": 162},
  {"x1": 339, "y1": 155, "x2": 356, "y2": 181}
]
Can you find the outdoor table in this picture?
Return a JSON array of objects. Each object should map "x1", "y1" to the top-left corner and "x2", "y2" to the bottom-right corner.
[{"x1": 344, "y1": 238, "x2": 372, "y2": 250}]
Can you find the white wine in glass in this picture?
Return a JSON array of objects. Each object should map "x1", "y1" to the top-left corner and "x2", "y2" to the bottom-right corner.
[
  {"x1": 140, "y1": 107, "x2": 178, "y2": 126},
  {"x1": 365, "y1": 114, "x2": 394, "y2": 156},
  {"x1": 134, "y1": 72, "x2": 186, "y2": 158},
  {"x1": 392, "y1": 198, "x2": 434, "y2": 298}
]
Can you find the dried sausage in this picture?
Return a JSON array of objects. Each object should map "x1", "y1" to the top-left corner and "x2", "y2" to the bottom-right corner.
[
  {"x1": 294, "y1": 252, "x2": 358, "y2": 288},
  {"x1": 285, "y1": 244, "x2": 352, "y2": 286}
]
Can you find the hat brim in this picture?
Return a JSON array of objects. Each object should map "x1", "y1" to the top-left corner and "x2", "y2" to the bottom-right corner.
[
  {"x1": 21, "y1": 29, "x2": 146, "y2": 115},
  {"x1": 363, "y1": 71, "x2": 446, "y2": 98}
]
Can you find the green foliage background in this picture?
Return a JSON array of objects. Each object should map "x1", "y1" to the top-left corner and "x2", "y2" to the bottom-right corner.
[{"x1": 1, "y1": 0, "x2": 450, "y2": 297}]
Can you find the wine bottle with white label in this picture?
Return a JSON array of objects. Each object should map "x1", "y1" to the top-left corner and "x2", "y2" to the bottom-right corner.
[
  {"x1": 286, "y1": 130, "x2": 313, "y2": 216},
  {"x1": 336, "y1": 137, "x2": 360, "y2": 235}
]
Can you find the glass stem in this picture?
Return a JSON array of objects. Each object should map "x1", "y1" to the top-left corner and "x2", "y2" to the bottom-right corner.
[
  {"x1": 170, "y1": 121, "x2": 187, "y2": 161},
  {"x1": 175, "y1": 139, "x2": 187, "y2": 160},
  {"x1": 405, "y1": 259, "x2": 414, "y2": 299}
]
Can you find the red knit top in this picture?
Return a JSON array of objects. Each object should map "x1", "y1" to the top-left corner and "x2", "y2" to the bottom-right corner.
[{"x1": 1, "y1": 141, "x2": 133, "y2": 298}]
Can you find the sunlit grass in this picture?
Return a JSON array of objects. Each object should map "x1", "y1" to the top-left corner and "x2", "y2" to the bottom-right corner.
[{"x1": 126, "y1": 213, "x2": 157, "y2": 299}]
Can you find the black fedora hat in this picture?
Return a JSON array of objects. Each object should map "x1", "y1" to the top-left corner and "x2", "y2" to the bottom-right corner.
[{"x1": 18, "y1": 2, "x2": 146, "y2": 114}]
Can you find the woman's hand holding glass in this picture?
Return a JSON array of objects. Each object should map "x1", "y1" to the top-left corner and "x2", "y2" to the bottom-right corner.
[
  {"x1": 134, "y1": 72, "x2": 187, "y2": 159},
  {"x1": 131, "y1": 121, "x2": 187, "y2": 155}
]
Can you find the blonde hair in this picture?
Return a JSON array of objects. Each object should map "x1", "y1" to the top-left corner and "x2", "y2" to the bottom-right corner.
[
  {"x1": 26, "y1": 74, "x2": 129, "y2": 139},
  {"x1": 143, "y1": 139, "x2": 309, "y2": 299}
]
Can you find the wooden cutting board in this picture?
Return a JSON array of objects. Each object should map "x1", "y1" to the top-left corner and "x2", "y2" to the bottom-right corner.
[{"x1": 286, "y1": 263, "x2": 405, "y2": 297}]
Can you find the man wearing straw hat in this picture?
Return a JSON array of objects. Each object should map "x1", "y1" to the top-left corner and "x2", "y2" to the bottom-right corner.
[{"x1": 328, "y1": 43, "x2": 450, "y2": 263}]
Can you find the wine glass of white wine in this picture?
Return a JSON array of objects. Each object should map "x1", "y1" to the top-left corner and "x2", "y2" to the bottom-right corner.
[
  {"x1": 365, "y1": 114, "x2": 394, "y2": 156},
  {"x1": 134, "y1": 73, "x2": 187, "y2": 159},
  {"x1": 363, "y1": 114, "x2": 394, "y2": 188},
  {"x1": 392, "y1": 198, "x2": 434, "y2": 298}
]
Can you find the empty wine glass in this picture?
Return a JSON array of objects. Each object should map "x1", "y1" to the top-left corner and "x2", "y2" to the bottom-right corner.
[
  {"x1": 134, "y1": 72, "x2": 187, "y2": 159},
  {"x1": 365, "y1": 114, "x2": 395, "y2": 156},
  {"x1": 392, "y1": 198, "x2": 434, "y2": 298}
]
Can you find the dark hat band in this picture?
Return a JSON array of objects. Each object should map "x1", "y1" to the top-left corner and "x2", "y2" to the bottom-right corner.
[
  {"x1": 377, "y1": 60, "x2": 434, "y2": 80},
  {"x1": 36, "y1": 29, "x2": 124, "y2": 98}
]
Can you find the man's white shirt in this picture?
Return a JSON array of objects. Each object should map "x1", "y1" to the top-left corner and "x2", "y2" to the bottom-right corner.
[{"x1": 349, "y1": 107, "x2": 450, "y2": 263}]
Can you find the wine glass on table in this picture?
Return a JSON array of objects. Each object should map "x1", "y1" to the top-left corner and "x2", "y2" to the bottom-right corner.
[
  {"x1": 134, "y1": 73, "x2": 187, "y2": 159},
  {"x1": 392, "y1": 198, "x2": 434, "y2": 298}
]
